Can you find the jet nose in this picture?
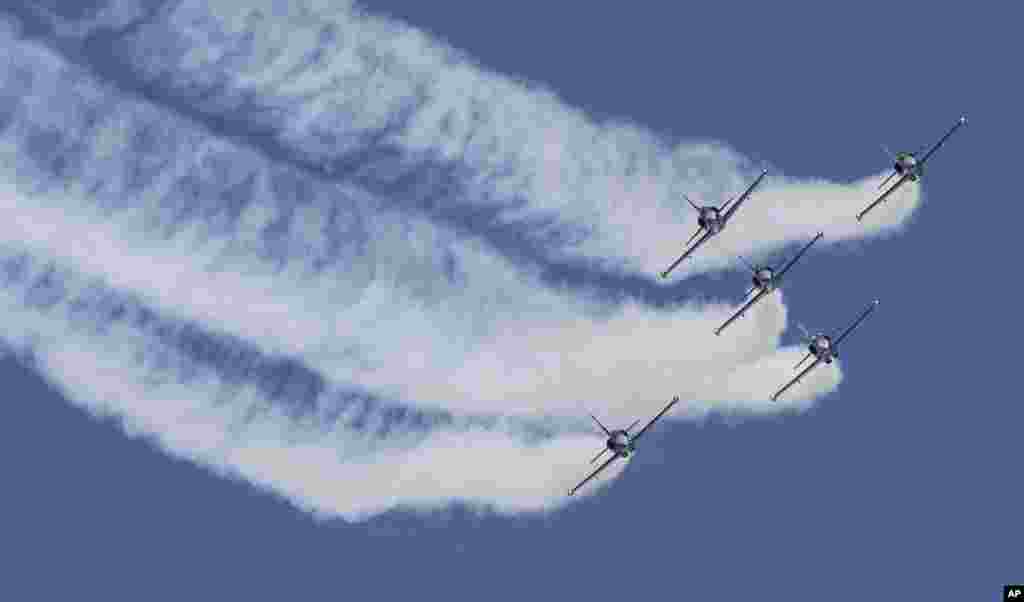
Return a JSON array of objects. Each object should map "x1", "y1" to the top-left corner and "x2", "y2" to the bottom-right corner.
[{"x1": 959, "y1": 115, "x2": 967, "y2": 124}]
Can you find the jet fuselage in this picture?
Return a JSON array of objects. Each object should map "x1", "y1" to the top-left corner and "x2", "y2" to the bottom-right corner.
[
  {"x1": 753, "y1": 267, "x2": 775, "y2": 290},
  {"x1": 808, "y1": 334, "x2": 838, "y2": 363},
  {"x1": 698, "y1": 207, "x2": 725, "y2": 233},
  {"x1": 894, "y1": 152, "x2": 922, "y2": 180},
  {"x1": 606, "y1": 430, "x2": 633, "y2": 457}
]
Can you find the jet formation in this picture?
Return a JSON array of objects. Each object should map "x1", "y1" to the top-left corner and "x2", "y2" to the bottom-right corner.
[{"x1": 568, "y1": 116, "x2": 966, "y2": 497}]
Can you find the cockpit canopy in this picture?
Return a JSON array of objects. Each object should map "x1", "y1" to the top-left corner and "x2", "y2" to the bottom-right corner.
[{"x1": 756, "y1": 268, "x2": 774, "y2": 282}]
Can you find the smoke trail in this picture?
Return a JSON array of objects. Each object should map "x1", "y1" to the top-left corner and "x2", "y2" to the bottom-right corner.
[
  {"x1": 0, "y1": 249, "x2": 633, "y2": 518},
  {"x1": 0, "y1": 30, "x2": 838, "y2": 417},
  {"x1": 6, "y1": 0, "x2": 921, "y2": 281}
]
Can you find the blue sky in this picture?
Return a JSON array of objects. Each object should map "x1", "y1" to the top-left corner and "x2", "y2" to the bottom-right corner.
[{"x1": 0, "y1": 1, "x2": 1019, "y2": 600}]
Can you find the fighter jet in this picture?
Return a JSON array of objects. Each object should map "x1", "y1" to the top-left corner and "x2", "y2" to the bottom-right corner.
[
  {"x1": 770, "y1": 300, "x2": 879, "y2": 402},
  {"x1": 857, "y1": 116, "x2": 967, "y2": 222},
  {"x1": 714, "y1": 232, "x2": 824, "y2": 336},
  {"x1": 568, "y1": 396, "x2": 680, "y2": 496},
  {"x1": 660, "y1": 170, "x2": 769, "y2": 279}
]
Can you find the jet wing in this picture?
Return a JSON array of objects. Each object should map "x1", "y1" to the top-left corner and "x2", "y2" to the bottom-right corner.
[
  {"x1": 568, "y1": 454, "x2": 620, "y2": 496},
  {"x1": 775, "y1": 232, "x2": 824, "y2": 281},
  {"x1": 715, "y1": 287, "x2": 771, "y2": 336},
  {"x1": 856, "y1": 173, "x2": 910, "y2": 221},
  {"x1": 630, "y1": 396, "x2": 680, "y2": 443},
  {"x1": 920, "y1": 116, "x2": 967, "y2": 166},
  {"x1": 833, "y1": 299, "x2": 879, "y2": 346},
  {"x1": 770, "y1": 357, "x2": 823, "y2": 402},
  {"x1": 722, "y1": 169, "x2": 768, "y2": 224},
  {"x1": 660, "y1": 230, "x2": 714, "y2": 278}
]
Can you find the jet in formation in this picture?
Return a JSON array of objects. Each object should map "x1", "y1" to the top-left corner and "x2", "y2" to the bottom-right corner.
[
  {"x1": 857, "y1": 116, "x2": 968, "y2": 222},
  {"x1": 660, "y1": 169, "x2": 769, "y2": 279},
  {"x1": 771, "y1": 300, "x2": 879, "y2": 401},
  {"x1": 715, "y1": 232, "x2": 824, "y2": 336},
  {"x1": 568, "y1": 396, "x2": 680, "y2": 496}
]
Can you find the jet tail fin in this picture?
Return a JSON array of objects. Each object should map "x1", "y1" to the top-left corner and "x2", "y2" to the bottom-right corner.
[
  {"x1": 877, "y1": 144, "x2": 901, "y2": 189},
  {"x1": 683, "y1": 194, "x2": 700, "y2": 212},
  {"x1": 796, "y1": 323, "x2": 812, "y2": 342},
  {"x1": 589, "y1": 413, "x2": 611, "y2": 436}
]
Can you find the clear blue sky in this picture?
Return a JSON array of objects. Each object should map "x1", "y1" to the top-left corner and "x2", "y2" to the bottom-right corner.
[{"x1": 1, "y1": 1, "x2": 1019, "y2": 600}]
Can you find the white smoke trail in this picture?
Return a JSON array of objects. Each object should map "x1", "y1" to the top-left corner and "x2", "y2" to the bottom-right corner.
[
  {"x1": 0, "y1": 30, "x2": 839, "y2": 417},
  {"x1": 0, "y1": 250, "x2": 631, "y2": 519},
  {"x1": 31, "y1": 0, "x2": 924, "y2": 278}
]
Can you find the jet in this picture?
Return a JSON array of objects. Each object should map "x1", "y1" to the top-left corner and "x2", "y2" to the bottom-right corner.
[
  {"x1": 714, "y1": 232, "x2": 824, "y2": 336},
  {"x1": 857, "y1": 116, "x2": 967, "y2": 222},
  {"x1": 568, "y1": 396, "x2": 680, "y2": 496},
  {"x1": 660, "y1": 169, "x2": 769, "y2": 279},
  {"x1": 770, "y1": 300, "x2": 879, "y2": 402}
]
